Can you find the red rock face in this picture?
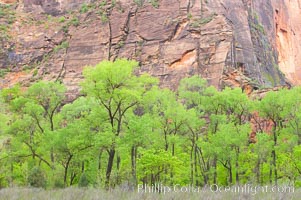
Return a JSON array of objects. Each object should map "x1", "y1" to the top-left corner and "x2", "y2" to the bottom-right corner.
[
  {"x1": 272, "y1": 0, "x2": 301, "y2": 85},
  {"x1": 21, "y1": 0, "x2": 97, "y2": 15},
  {"x1": 249, "y1": 111, "x2": 274, "y2": 143},
  {"x1": 0, "y1": 0, "x2": 298, "y2": 100},
  {"x1": 0, "y1": 0, "x2": 17, "y2": 3}
]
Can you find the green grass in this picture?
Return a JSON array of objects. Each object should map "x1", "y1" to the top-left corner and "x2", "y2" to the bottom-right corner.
[{"x1": 0, "y1": 187, "x2": 299, "y2": 200}]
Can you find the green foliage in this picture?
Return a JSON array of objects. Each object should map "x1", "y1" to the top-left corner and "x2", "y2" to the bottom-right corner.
[
  {"x1": 62, "y1": 25, "x2": 69, "y2": 33},
  {"x1": 80, "y1": 4, "x2": 89, "y2": 13},
  {"x1": 133, "y1": 0, "x2": 159, "y2": 8},
  {"x1": 0, "y1": 4, "x2": 15, "y2": 44},
  {"x1": 251, "y1": 12, "x2": 265, "y2": 34},
  {"x1": 0, "y1": 69, "x2": 10, "y2": 78},
  {"x1": 190, "y1": 13, "x2": 216, "y2": 28},
  {"x1": 178, "y1": 75, "x2": 208, "y2": 110},
  {"x1": 116, "y1": 41, "x2": 125, "y2": 48},
  {"x1": 53, "y1": 41, "x2": 69, "y2": 53},
  {"x1": 81, "y1": 59, "x2": 158, "y2": 188},
  {"x1": 58, "y1": 16, "x2": 65, "y2": 23},
  {"x1": 1, "y1": 60, "x2": 301, "y2": 189},
  {"x1": 251, "y1": 22, "x2": 265, "y2": 34},
  {"x1": 100, "y1": 13, "x2": 108, "y2": 23},
  {"x1": 60, "y1": 16, "x2": 80, "y2": 34},
  {"x1": 70, "y1": 17, "x2": 79, "y2": 27},
  {"x1": 150, "y1": 0, "x2": 159, "y2": 8},
  {"x1": 0, "y1": 84, "x2": 21, "y2": 103},
  {"x1": 33, "y1": 69, "x2": 38, "y2": 76},
  {"x1": 100, "y1": 1, "x2": 107, "y2": 7},
  {"x1": 0, "y1": 24, "x2": 8, "y2": 32},
  {"x1": 134, "y1": 0, "x2": 144, "y2": 7},
  {"x1": 0, "y1": 4, "x2": 15, "y2": 23}
]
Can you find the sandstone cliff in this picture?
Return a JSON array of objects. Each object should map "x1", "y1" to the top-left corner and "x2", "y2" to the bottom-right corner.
[
  {"x1": 272, "y1": 0, "x2": 301, "y2": 85},
  {"x1": 0, "y1": 0, "x2": 300, "y2": 99}
]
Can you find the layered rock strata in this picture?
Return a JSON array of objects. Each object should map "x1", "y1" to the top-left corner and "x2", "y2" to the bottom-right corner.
[{"x1": 0, "y1": 0, "x2": 299, "y2": 100}]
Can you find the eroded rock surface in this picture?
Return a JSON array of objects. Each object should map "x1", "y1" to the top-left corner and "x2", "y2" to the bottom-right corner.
[
  {"x1": 272, "y1": 0, "x2": 301, "y2": 85},
  {"x1": 1, "y1": 0, "x2": 300, "y2": 100}
]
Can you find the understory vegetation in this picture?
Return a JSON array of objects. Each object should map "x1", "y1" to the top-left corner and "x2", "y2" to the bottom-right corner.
[{"x1": 0, "y1": 59, "x2": 301, "y2": 191}]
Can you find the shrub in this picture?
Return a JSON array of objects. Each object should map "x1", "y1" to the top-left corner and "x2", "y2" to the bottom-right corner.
[
  {"x1": 80, "y1": 4, "x2": 89, "y2": 13},
  {"x1": 0, "y1": 69, "x2": 9, "y2": 78},
  {"x1": 27, "y1": 167, "x2": 46, "y2": 188},
  {"x1": 150, "y1": 0, "x2": 159, "y2": 8},
  {"x1": 58, "y1": 16, "x2": 65, "y2": 23},
  {"x1": 70, "y1": 17, "x2": 79, "y2": 27},
  {"x1": 78, "y1": 173, "x2": 89, "y2": 187},
  {"x1": 134, "y1": 0, "x2": 144, "y2": 7},
  {"x1": 53, "y1": 178, "x2": 64, "y2": 188},
  {"x1": 54, "y1": 41, "x2": 69, "y2": 53}
]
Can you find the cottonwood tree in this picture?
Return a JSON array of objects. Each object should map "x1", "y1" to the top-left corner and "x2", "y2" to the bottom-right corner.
[
  {"x1": 201, "y1": 87, "x2": 251, "y2": 185},
  {"x1": 121, "y1": 113, "x2": 159, "y2": 186},
  {"x1": 81, "y1": 59, "x2": 158, "y2": 188},
  {"x1": 178, "y1": 76, "x2": 208, "y2": 185},
  {"x1": 7, "y1": 81, "x2": 66, "y2": 168},
  {"x1": 257, "y1": 89, "x2": 292, "y2": 185},
  {"x1": 292, "y1": 145, "x2": 301, "y2": 186},
  {"x1": 0, "y1": 81, "x2": 66, "y2": 187},
  {"x1": 142, "y1": 87, "x2": 190, "y2": 184},
  {"x1": 0, "y1": 93, "x2": 11, "y2": 187},
  {"x1": 249, "y1": 133, "x2": 273, "y2": 184},
  {"x1": 47, "y1": 97, "x2": 95, "y2": 187}
]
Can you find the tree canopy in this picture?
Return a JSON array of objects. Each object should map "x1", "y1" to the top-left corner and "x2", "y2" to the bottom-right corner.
[{"x1": 0, "y1": 59, "x2": 301, "y2": 189}]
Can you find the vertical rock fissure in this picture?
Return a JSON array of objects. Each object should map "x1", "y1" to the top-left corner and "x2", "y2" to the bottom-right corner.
[
  {"x1": 55, "y1": 38, "x2": 69, "y2": 82},
  {"x1": 114, "y1": 6, "x2": 138, "y2": 61},
  {"x1": 107, "y1": 5, "x2": 114, "y2": 61},
  {"x1": 195, "y1": 39, "x2": 201, "y2": 75}
]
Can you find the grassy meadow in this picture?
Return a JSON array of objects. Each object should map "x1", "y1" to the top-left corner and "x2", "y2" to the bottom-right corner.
[{"x1": 0, "y1": 187, "x2": 300, "y2": 200}]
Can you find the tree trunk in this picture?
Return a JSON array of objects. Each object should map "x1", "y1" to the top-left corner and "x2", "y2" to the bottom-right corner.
[
  {"x1": 131, "y1": 146, "x2": 137, "y2": 185},
  {"x1": 170, "y1": 143, "x2": 175, "y2": 184},
  {"x1": 235, "y1": 147, "x2": 239, "y2": 184},
  {"x1": 164, "y1": 130, "x2": 168, "y2": 151},
  {"x1": 197, "y1": 146, "x2": 208, "y2": 185},
  {"x1": 256, "y1": 157, "x2": 260, "y2": 184},
  {"x1": 269, "y1": 161, "x2": 273, "y2": 184},
  {"x1": 70, "y1": 171, "x2": 76, "y2": 185},
  {"x1": 105, "y1": 148, "x2": 115, "y2": 189},
  {"x1": 229, "y1": 162, "x2": 232, "y2": 185},
  {"x1": 98, "y1": 150, "x2": 103, "y2": 170},
  {"x1": 116, "y1": 153, "x2": 121, "y2": 185},
  {"x1": 63, "y1": 154, "x2": 73, "y2": 187},
  {"x1": 190, "y1": 145, "x2": 194, "y2": 185},
  {"x1": 272, "y1": 149, "x2": 277, "y2": 185},
  {"x1": 213, "y1": 156, "x2": 217, "y2": 184},
  {"x1": 194, "y1": 145, "x2": 198, "y2": 186},
  {"x1": 81, "y1": 161, "x2": 85, "y2": 172},
  {"x1": 272, "y1": 122, "x2": 278, "y2": 185}
]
